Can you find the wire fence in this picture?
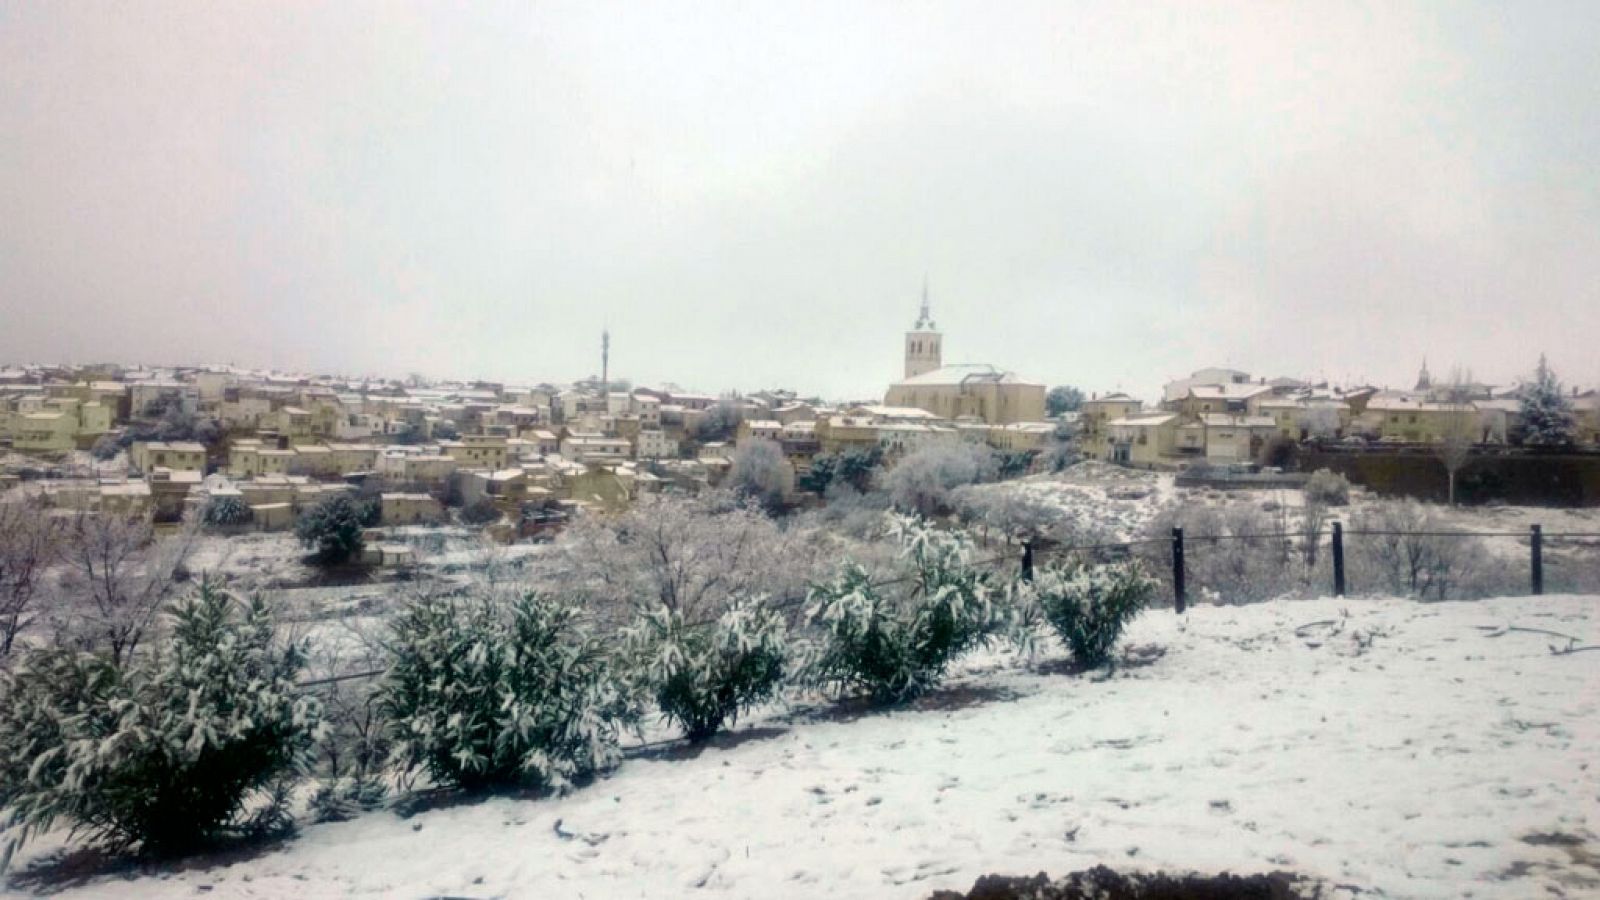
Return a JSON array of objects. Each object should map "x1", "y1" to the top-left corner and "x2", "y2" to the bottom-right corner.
[{"x1": 294, "y1": 523, "x2": 1600, "y2": 690}]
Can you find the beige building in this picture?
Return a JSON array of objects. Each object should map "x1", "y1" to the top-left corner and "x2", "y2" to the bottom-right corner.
[
  {"x1": 130, "y1": 440, "x2": 206, "y2": 474},
  {"x1": 1079, "y1": 393, "x2": 1143, "y2": 458},
  {"x1": 1106, "y1": 413, "x2": 1179, "y2": 467},
  {"x1": 441, "y1": 434, "x2": 508, "y2": 471},
  {"x1": 882, "y1": 296, "x2": 1046, "y2": 425}
]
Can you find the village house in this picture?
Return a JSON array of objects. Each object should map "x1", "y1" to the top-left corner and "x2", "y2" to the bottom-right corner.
[
  {"x1": 1105, "y1": 413, "x2": 1179, "y2": 466},
  {"x1": 380, "y1": 492, "x2": 444, "y2": 526},
  {"x1": 988, "y1": 421, "x2": 1056, "y2": 453},
  {"x1": 440, "y1": 434, "x2": 508, "y2": 471},
  {"x1": 735, "y1": 419, "x2": 783, "y2": 446},
  {"x1": 815, "y1": 415, "x2": 881, "y2": 455},
  {"x1": 1079, "y1": 393, "x2": 1143, "y2": 458},
  {"x1": 560, "y1": 434, "x2": 632, "y2": 465},
  {"x1": 635, "y1": 429, "x2": 677, "y2": 460},
  {"x1": 130, "y1": 440, "x2": 207, "y2": 474}
]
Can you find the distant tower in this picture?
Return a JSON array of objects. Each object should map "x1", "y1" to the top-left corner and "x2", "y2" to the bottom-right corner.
[
  {"x1": 1415, "y1": 357, "x2": 1431, "y2": 392},
  {"x1": 601, "y1": 328, "x2": 610, "y2": 393},
  {"x1": 904, "y1": 280, "x2": 942, "y2": 379}
]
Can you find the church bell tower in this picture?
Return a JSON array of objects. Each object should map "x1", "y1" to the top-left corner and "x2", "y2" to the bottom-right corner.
[{"x1": 904, "y1": 281, "x2": 942, "y2": 379}]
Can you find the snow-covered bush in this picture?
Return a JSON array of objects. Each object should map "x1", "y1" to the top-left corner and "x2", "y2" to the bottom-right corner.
[
  {"x1": 459, "y1": 498, "x2": 502, "y2": 526},
  {"x1": 548, "y1": 492, "x2": 827, "y2": 629},
  {"x1": 201, "y1": 495, "x2": 253, "y2": 529},
  {"x1": 622, "y1": 600, "x2": 788, "y2": 741},
  {"x1": 804, "y1": 515, "x2": 1004, "y2": 703},
  {"x1": 1303, "y1": 469, "x2": 1351, "y2": 507},
  {"x1": 379, "y1": 591, "x2": 631, "y2": 792},
  {"x1": 1030, "y1": 561, "x2": 1155, "y2": 668},
  {"x1": 1140, "y1": 504, "x2": 1299, "y2": 604},
  {"x1": 1348, "y1": 501, "x2": 1495, "y2": 601},
  {"x1": 726, "y1": 439, "x2": 790, "y2": 512},
  {"x1": 0, "y1": 582, "x2": 320, "y2": 865},
  {"x1": 295, "y1": 493, "x2": 366, "y2": 566},
  {"x1": 883, "y1": 443, "x2": 999, "y2": 517},
  {"x1": 308, "y1": 776, "x2": 388, "y2": 824}
]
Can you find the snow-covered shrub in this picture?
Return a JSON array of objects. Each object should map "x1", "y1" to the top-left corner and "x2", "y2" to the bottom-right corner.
[
  {"x1": 0, "y1": 581, "x2": 320, "y2": 866},
  {"x1": 1140, "y1": 504, "x2": 1299, "y2": 604},
  {"x1": 295, "y1": 493, "x2": 366, "y2": 566},
  {"x1": 379, "y1": 591, "x2": 631, "y2": 792},
  {"x1": 1303, "y1": 469, "x2": 1351, "y2": 507},
  {"x1": 1030, "y1": 561, "x2": 1155, "y2": 668},
  {"x1": 459, "y1": 498, "x2": 502, "y2": 526},
  {"x1": 548, "y1": 492, "x2": 827, "y2": 629},
  {"x1": 1348, "y1": 501, "x2": 1495, "y2": 601},
  {"x1": 804, "y1": 515, "x2": 1003, "y2": 703},
  {"x1": 308, "y1": 776, "x2": 388, "y2": 824},
  {"x1": 622, "y1": 600, "x2": 788, "y2": 741},
  {"x1": 201, "y1": 495, "x2": 253, "y2": 529},
  {"x1": 726, "y1": 439, "x2": 790, "y2": 512},
  {"x1": 883, "y1": 443, "x2": 999, "y2": 517}
]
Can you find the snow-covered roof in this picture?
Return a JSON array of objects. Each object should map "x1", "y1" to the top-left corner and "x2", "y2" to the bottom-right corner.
[
  {"x1": 1200, "y1": 414, "x2": 1277, "y2": 429},
  {"x1": 891, "y1": 364, "x2": 1043, "y2": 388},
  {"x1": 1187, "y1": 383, "x2": 1274, "y2": 401}
]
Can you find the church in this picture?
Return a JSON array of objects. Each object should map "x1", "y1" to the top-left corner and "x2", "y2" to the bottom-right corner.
[{"x1": 882, "y1": 291, "x2": 1046, "y2": 425}]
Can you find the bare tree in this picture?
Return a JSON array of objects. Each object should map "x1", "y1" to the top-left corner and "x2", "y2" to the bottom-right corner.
[
  {"x1": 726, "y1": 438, "x2": 790, "y2": 512},
  {"x1": 57, "y1": 510, "x2": 199, "y2": 666},
  {"x1": 1436, "y1": 373, "x2": 1476, "y2": 505},
  {"x1": 545, "y1": 492, "x2": 828, "y2": 627},
  {"x1": 0, "y1": 499, "x2": 62, "y2": 657},
  {"x1": 882, "y1": 443, "x2": 999, "y2": 518}
]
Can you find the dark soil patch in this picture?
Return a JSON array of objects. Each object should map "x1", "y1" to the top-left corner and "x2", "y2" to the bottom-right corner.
[
  {"x1": 627, "y1": 726, "x2": 789, "y2": 762},
  {"x1": 8, "y1": 831, "x2": 293, "y2": 895},
  {"x1": 1032, "y1": 644, "x2": 1167, "y2": 678},
  {"x1": 928, "y1": 866, "x2": 1327, "y2": 900}
]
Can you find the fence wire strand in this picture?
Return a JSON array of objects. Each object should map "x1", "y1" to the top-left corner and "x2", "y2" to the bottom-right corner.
[{"x1": 295, "y1": 524, "x2": 1595, "y2": 690}]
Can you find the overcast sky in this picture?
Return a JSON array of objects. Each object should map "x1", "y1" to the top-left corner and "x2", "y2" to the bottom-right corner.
[{"x1": 2, "y1": 2, "x2": 1596, "y2": 401}]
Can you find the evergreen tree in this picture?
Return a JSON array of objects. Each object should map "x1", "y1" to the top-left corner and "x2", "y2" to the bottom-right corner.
[
  {"x1": 1518, "y1": 354, "x2": 1576, "y2": 446},
  {"x1": 0, "y1": 582, "x2": 319, "y2": 865},
  {"x1": 294, "y1": 494, "x2": 366, "y2": 566}
]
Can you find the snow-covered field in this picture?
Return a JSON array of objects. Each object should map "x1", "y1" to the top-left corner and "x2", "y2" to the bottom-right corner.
[{"x1": 12, "y1": 593, "x2": 1596, "y2": 899}]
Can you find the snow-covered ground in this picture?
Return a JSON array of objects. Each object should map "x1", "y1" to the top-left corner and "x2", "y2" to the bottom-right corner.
[{"x1": 11, "y1": 593, "x2": 1597, "y2": 899}]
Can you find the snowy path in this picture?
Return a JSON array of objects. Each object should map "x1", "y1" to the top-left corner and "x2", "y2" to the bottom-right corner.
[{"x1": 10, "y1": 594, "x2": 1599, "y2": 899}]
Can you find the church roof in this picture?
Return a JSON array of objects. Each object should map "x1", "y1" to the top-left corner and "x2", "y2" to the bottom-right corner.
[{"x1": 892, "y1": 364, "x2": 1042, "y2": 388}]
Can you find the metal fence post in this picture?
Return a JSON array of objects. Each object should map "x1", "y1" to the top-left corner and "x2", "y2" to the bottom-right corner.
[
  {"x1": 1332, "y1": 521, "x2": 1345, "y2": 597},
  {"x1": 1172, "y1": 526, "x2": 1186, "y2": 614},
  {"x1": 1530, "y1": 524, "x2": 1543, "y2": 596}
]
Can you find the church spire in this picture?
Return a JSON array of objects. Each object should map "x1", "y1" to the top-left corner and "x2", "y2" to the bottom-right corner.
[
  {"x1": 914, "y1": 277, "x2": 936, "y2": 331},
  {"x1": 1415, "y1": 356, "x2": 1431, "y2": 391},
  {"x1": 601, "y1": 327, "x2": 610, "y2": 393}
]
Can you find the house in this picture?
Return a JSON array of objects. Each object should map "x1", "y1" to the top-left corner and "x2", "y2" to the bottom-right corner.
[
  {"x1": 1162, "y1": 368, "x2": 1252, "y2": 405},
  {"x1": 635, "y1": 429, "x2": 678, "y2": 460},
  {"x1": 877, "y1": 422, "x2": 956, "y2": 456},
  {"x1": 988, "y1": 421, "x2": 1056, "y2": 453},
  {"x1": 1198, "y1": 414, "x2": 1279, "y2": 462},
  {"x1": 736, "y1": 420, "x2": 783, "y2": 446},
  {"x1": 1364, "y1": 395, "x2": 1480, "y2": 443},
  {"x1": 815, "y1": 416, "x2": 881, "y2": 455},
  {"x1": 130, "y1": 441, "x2": 206, "y2": 474},
  {"x1": 12, "y1": 411, "x2": 77, "y2": 454},
  {"x1": 229, "y1": 439, "x2": 295, "y2": 478},
  {"x1": 1105, "y1": 413, "x2": 1179, "y2": 466},
  {"x1": 1080, "y1": 393, "x2": 1143, "y2": 458},
  {"x1": 380, "y1": 493, "x2": 444, "y2": 526},
  {"x1": 560, "y1": 435, "x2": 632, "y2": 464},
  {"x1": 440, "y1": 434, "x2": 508, "y2": 471},
  {"x1": 377, "y1": 450, "x2": 459, "y2": 487},
  {"x1": 1176, "y1": 383, "x2": 1274, "y2": 418}
]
